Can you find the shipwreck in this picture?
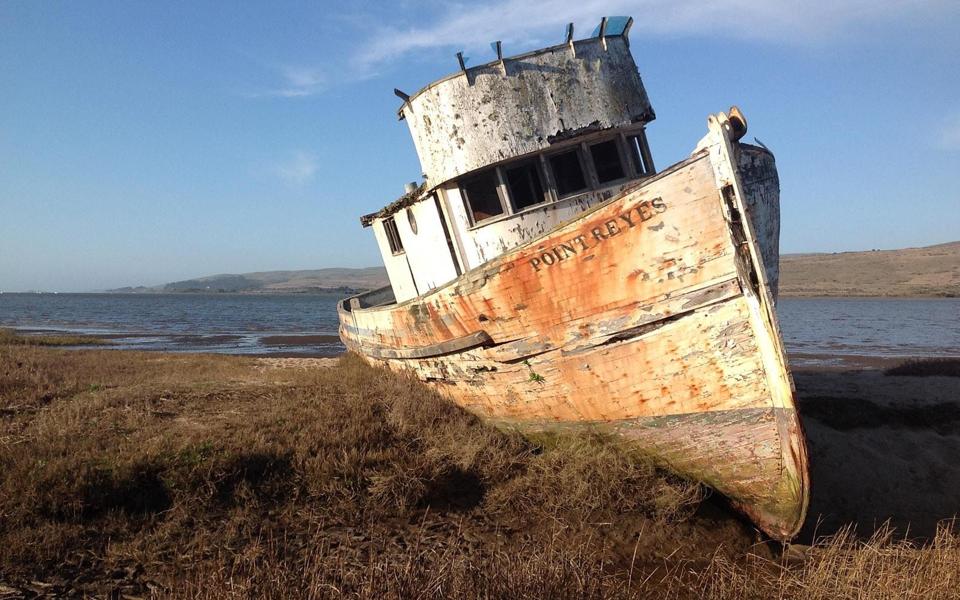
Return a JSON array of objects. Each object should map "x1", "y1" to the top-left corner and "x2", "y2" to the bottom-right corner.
[{"x1": 338, "y1": 17, "x2": 810, "y2": 539}]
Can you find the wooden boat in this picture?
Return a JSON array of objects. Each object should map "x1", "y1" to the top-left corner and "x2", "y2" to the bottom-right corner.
[{"x1": 338, "y1": 17, "x2": 810, "y2": 540}]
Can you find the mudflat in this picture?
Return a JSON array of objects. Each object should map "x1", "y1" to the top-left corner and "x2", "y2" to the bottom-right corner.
[
  {"x1": 780, "y1": 241, "x2": 960, "y2": 297},
  {"x1": 1, "y1": 335, "x2": 959, "y2": 598}
]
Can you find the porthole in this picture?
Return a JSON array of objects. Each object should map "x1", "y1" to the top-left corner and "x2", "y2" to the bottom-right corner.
[{"x1": 407, "y1": 207, "x2": 418, "y2": 234}]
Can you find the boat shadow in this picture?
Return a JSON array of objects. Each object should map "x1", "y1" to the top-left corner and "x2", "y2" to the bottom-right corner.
[{"x1": 793, "y1": 366, "x2": 960, "y2": 542}]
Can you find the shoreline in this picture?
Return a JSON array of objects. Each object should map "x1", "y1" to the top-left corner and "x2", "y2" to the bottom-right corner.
[
  {"x1": 3, "y1": 290, "x2": 959, "y2": 299},
  {"x1": 5, "y1": 325, "x2": 958, "y2": 365},
  {"x1": 780, "y1": 294, "x2": 959, "y2": 299}
]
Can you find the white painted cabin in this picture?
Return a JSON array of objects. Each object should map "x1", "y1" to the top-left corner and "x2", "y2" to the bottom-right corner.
[{"x1": 361, "y1": 18, "x2": 657, "y2": 304}]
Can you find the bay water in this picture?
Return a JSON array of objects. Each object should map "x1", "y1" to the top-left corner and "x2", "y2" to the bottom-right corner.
[{"x1": 1, "y1": 293, "x2": 957, "y2": 365}]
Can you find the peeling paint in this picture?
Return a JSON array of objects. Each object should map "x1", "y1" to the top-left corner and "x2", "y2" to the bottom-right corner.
[
  {"x1": 402, "y1": 37, "x2": 652, "y2": 187},
  {"x1": 340, "y1": 29, "x2": 807, "y2": 542},
  {"x1": 340, "y1": 124, "x2": 809, "y2": 539}
]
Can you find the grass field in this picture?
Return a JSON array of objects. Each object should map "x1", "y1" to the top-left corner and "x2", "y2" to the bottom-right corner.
[
  {"x1": 1, "y1": 332, "x2": 959, "y2": 598},
  {"x1": 779, "y1": 241, "x2": 960, "y2": 297}
]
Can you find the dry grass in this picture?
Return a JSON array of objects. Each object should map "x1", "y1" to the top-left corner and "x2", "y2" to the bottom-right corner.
[
  {"x1": 779, "y1": 240, "x2": 960, "y2": 297},
  {"x1": 0, "y1": 328, "x2": 109, "y2": 347},
  {"x1": 1, "y1": 343, "x2": 959, "y2": 598}
]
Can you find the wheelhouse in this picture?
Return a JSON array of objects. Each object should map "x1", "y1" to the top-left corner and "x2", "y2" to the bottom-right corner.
[{"x1": 360, "y1": 17, "x2": 657, "y2": 303}]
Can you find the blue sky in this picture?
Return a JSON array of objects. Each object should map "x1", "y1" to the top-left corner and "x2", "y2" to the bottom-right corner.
[{"x1": 1, "y1": 0, "x2": 958, "y2": 292}]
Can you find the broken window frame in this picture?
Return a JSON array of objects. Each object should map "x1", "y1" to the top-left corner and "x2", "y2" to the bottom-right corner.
[
  {"x1": 460, "y1": 168, "x2": 508, "y2": 226},
  {"x1": 458, "y1": 127, "x2": 655, "y2": 229},
  {"x1": 545, "y1": 146, "x2": 590, "y2": 199},
  {"x1": 503, "y1": 159, "x2": 550, "y2": 212},
  {"x1": 586, "y1": 138, "x2": 629, "y2": 185},
  {"x1": 382, "y1": 216, "x2": 405, "y2": 255},
  {"x1": 625, "y1": 130, "x2": 656, "y2": 177}
]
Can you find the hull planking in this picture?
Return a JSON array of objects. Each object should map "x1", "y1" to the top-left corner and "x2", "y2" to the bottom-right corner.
[{"x1": 339, "y1": 113, "x2": 810, "y2": 540}]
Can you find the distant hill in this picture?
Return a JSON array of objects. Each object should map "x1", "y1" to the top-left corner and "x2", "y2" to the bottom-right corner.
[
  {"x1": 109, "y1": 241, "x2": 959, "y2": 297},
  {"x1": 110, "y1": 267, "x2": 388, "y2": 294},
  {"x1": 780, "y1": 241, "x2": 960, "y2": 297}
]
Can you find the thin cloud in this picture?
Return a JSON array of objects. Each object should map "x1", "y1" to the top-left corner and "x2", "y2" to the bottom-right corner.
[
  {"x1": 253, "y1": 62, "x2": 378, "y2": 98},
  {"x1": 940, "y1": 113, "x2": 960, "y2": 150},
  {"x1": 354, "y1": 0, "x2": 955, "y2": 71},
  {"x1": 255, "y1": 65, "x2": 327, "y2": 98},
  {"x1": 250, "y1": 0, "x2": 955, "y2": 98},
  {"x1": 274, "y1": 152, "x2": 319, "y2": 186}
]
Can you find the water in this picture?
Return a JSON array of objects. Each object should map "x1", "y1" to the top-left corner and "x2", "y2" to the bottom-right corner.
[
  {"x1": 0, "y1": 293, "x2": 345, "y2": 356},
  {"x1": 1, "y1": 293, "x2": 957, "y2": 363},
  {"x1": 777, "y1": 297, "x2": 959, "y2": 366}
]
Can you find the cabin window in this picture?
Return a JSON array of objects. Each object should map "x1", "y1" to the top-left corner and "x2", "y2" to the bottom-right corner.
[
  {"x1": 549, "y1": 149, "x2": 588, "y2": 198},
  {"x1": 505, "y1": 161, "x2": 547, "y2": 210},
  {"x1": 627, "y1": 133, "x2": 654, "y2": 176},
  {"x1": 382, "y1": 216, "x2": 404, "y2": 255},
  {"x1": 589, "y1": 140, "x2": 626, "y2": 184},
  {"x1": 461, "y1": 168, "x2": 504, "y2": 224}
]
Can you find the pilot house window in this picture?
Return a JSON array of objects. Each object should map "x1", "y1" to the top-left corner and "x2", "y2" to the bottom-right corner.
[
  {"x1": 628, "y1": 134, "x2": 654, "y2": 176},
  {"x1": 505, "y1": 161, "x2": 546, "y2": 210},
  {"x1": 460, "y1": 168, "x2": 504, "y2": 224},
  {"x1": 590, "y1": 140, "x2": 626, "y2": 183},
  {"x1": 549, "y1": 150, "x2": 588, "y2": 197},
  {"x1": 382, "y1": 216, "x2": 404, "y2": 255},
  {"x1": 456, "y1": 130, "x2": 654, "y2": 229}
]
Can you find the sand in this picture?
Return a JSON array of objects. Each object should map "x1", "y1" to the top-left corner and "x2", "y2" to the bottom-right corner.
[
  {"x1": 794, "y1": 364, "x2": 960, "y2": 541},
  {"x1": 255, "y1": 356, "x2": 340, "y2": 369}
]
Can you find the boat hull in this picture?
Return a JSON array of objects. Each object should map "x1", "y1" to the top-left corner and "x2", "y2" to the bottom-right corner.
[{"x1": 339, "y1": 115, "x2": 810, "y2": 539}]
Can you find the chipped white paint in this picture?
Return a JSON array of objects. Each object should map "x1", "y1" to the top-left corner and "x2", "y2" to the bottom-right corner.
[
  {"x1": 441, "y1": 180, "x2": 637, "y2": 271},
  {"x1": 340, "y1": 111, "x2": 810, "y2": 539},
  {"x1": 738, "y1": 146, "x2": 781, "y2": 299},
  {"x1": 371, "y1": 220, "x2": 418, "y2": 301},
  {"x1": 368, "y1": 30, "x2": 658, "y2": 303},
  {"x1": 401, "y1": 36, "x2": 653, "y2": 186}
]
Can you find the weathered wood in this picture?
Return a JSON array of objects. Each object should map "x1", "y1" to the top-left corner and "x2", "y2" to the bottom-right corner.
[
  {"x1": 357, "y1": 331, "x2": 492, "y2": 360},
  {"x1": 738, "y1": 144, "x2": 781, "y2": 299},
  {"x1": 401, "y1": 36, "x2": 653, "y2": 186},
  {"x1": 339, "y1": 112, "x2": 810, "y2": 540}
]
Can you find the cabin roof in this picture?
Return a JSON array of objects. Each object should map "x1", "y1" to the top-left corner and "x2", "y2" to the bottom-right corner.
[
  {"x1": 394, "y1": 19, "x2": 651, "y2": 188},
  {"x1": 396, "y1": 17, "x2": 635, "y2": 120},
  {"x1": 364, "y1": 16, "x2": 650, "y2": 228},
  {"x1": 360, "y1": 181, "x2": 427, "y2": 227}
]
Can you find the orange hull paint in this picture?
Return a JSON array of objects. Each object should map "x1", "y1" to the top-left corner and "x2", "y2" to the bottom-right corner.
[{"x1": 340, "y1": 124, "x2": 810, "y2": 540}]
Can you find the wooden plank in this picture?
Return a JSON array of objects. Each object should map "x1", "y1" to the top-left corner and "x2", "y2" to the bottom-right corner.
[
  {"x1": 344, "y1": 153, "x2": 734, "y2": 353},
  {"x1": 340, "y1": 125, "x2": 809, "y2": 540},
  {"x1": 358, "y1": 331, "x2": 492, "y2": 360}
]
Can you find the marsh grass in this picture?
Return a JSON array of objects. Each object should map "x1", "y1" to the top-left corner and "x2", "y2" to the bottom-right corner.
[
  {"x1": 1, "y1": 344, "x2": 958, "y2": 598},
  {"x1": 0, "y1": 327, "x2": 109, "y2": 347}
]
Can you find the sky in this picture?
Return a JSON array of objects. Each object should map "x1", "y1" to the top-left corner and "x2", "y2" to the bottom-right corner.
[{"x1": 1, "y1": 0, "x2": 958, "y2": 292}]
